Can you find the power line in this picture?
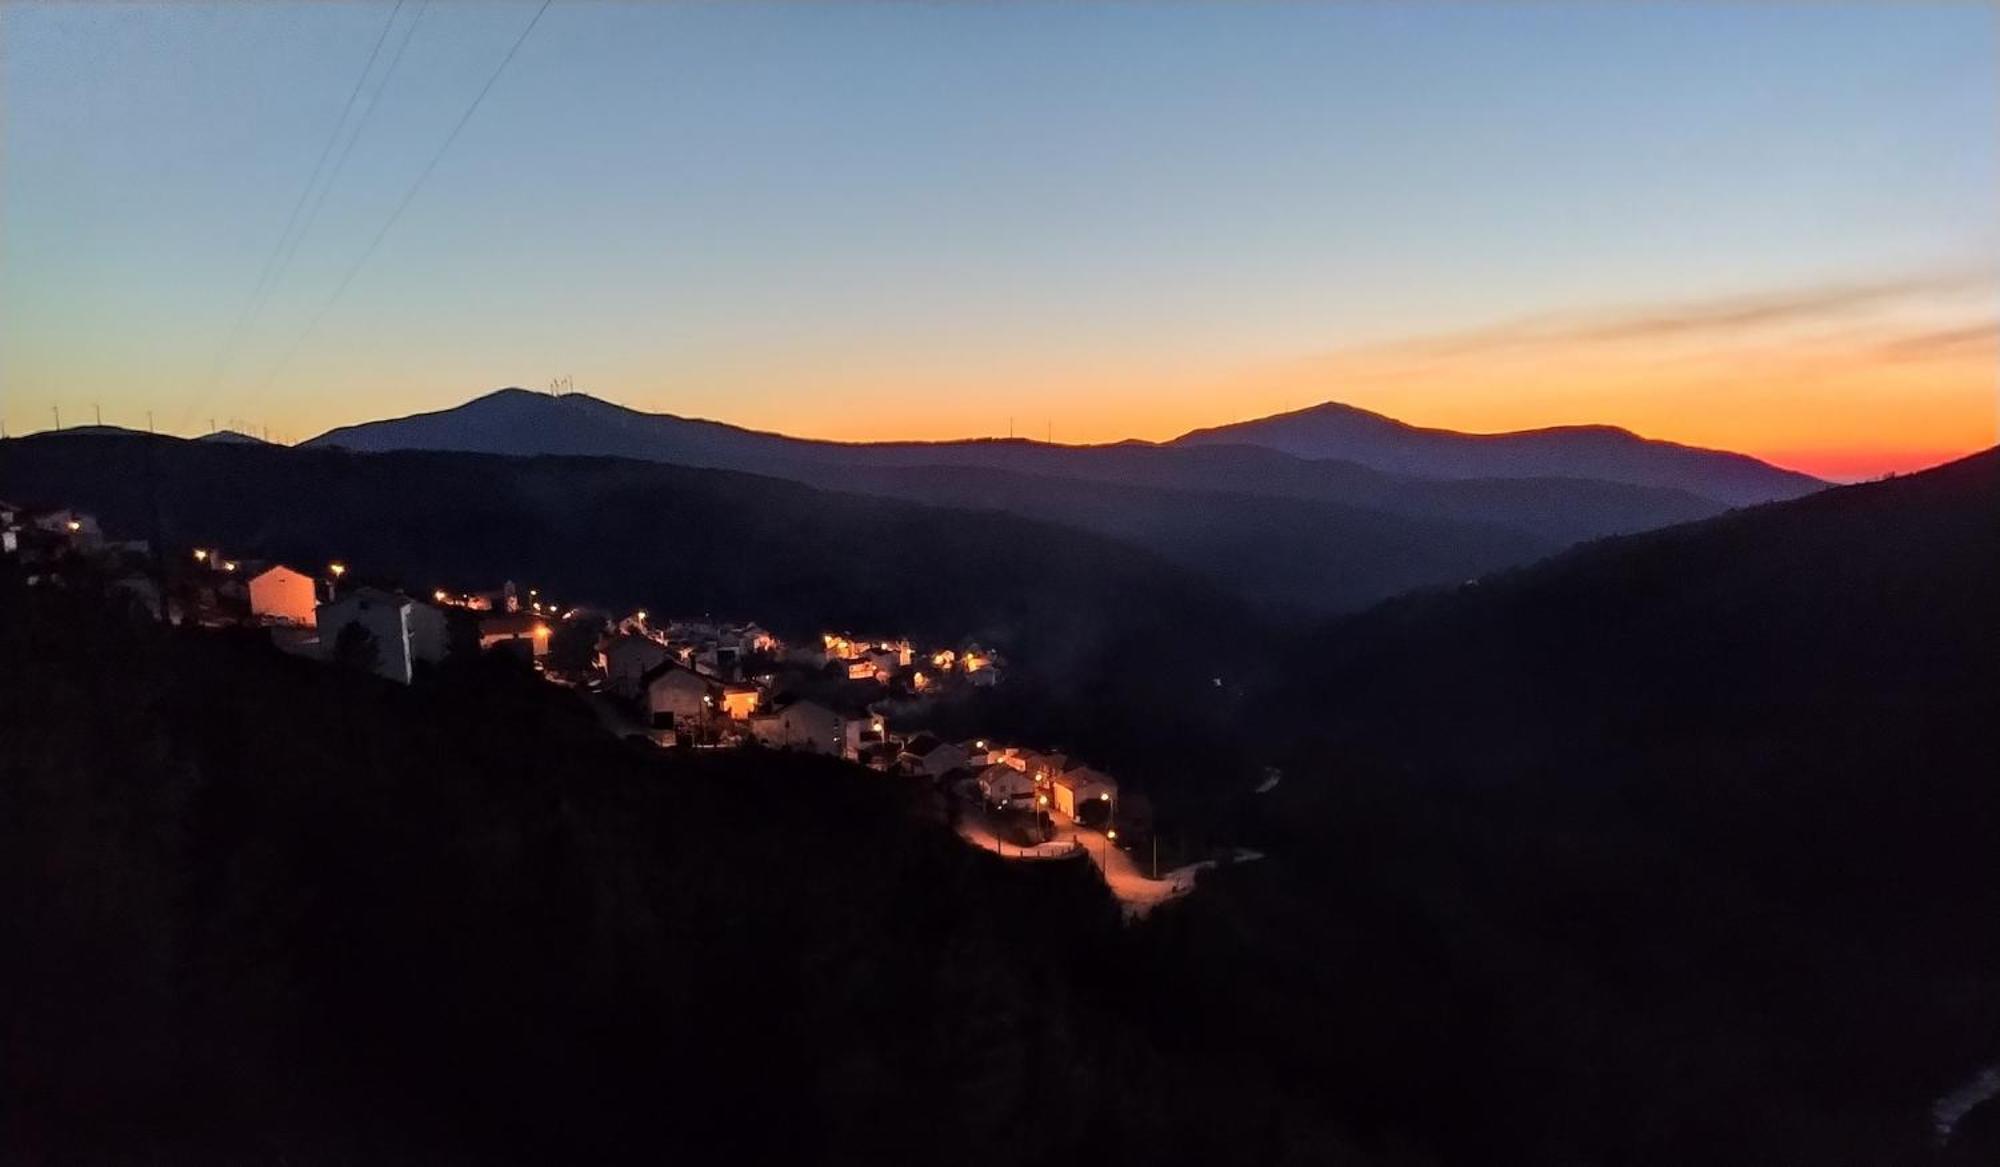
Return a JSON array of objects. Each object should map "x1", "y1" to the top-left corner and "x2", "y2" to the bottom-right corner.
[
  {"x1": 259, "y1": 0, "x2": 555, "y2": 392},
  {"x1": 199, "y1": 0, "x2": 409, "y2": 398},
  {"x1": 262, "y1": 0, "x2": 431, "y2": 303}
]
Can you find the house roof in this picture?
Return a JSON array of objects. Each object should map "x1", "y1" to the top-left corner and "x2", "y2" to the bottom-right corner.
[
  {"x1": 607, "y1": 633, "x2": 669, "y2": 657},
  {"x1": 900, "y1": 732, "x2": 942, "y2": 758},
  {"x1": 1056, "y1": 765, "x2": 1118, "y2": 792},
  {"x1": 324, "y1": 585, "x2": 411, "y2": 612},
  {"x1": 480, "y1": 610, "x2": 544, "y2": 636},
  {"x1": 976, "y1": 763, "x2": 1035, "y2": 794},
  {"x1": 1021, "y1": 750, "x2": 1073, "y2": 775},
  {"x1": 247, "y1": 563, "x2": 310, "y2": 585},
  {"x1": 640, "y1": 659, "x2": 712, "y2": 689}
]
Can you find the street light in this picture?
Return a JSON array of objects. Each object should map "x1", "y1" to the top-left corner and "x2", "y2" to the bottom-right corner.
[
  {"x1": 193, "y1": 549, "x2": 208, "y2": 562},
  {"x1": 329, "y1": 562, "x2": 346, "y2": 578}
]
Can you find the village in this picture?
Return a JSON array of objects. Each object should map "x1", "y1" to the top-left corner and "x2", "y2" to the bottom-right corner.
[{"x1": 3, "y1": 499, "x2": 1211, "y2": 916}]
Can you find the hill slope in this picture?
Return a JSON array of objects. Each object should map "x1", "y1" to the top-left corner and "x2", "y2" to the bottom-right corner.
[
  {"x1": 1174, "y1": 448, "x2": 1999, "y2": 1165},
  {"x1": 1172, "y1": 400, "x2": 1825, "y2": 505},
  {"x1": 0, "y1": 583, "x2": 1366, "y2": 1165}
]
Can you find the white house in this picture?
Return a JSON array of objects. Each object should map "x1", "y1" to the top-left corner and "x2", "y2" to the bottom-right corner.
[
  {"x1": 603, "y1": 633, "x2": 673, "y2": 697},
  {"x1": 914, "y1": 741, "x2": 972, "y2": 779},
  {"x1": 317, "y1": 587, "x2": 446, "y2": 684},
  {"x1": 1052, "y1": 765, "x2": 1118, "y2": 822},
  {"x1": 976, "y1": 762, "x2": 1037, "y2": 807},
  {"x1": 643, "y1": 662, "x2": 716, "y2": 730},
  {"x1": 750, "y1": 698, "x2": 863, "y2": 758},
  {"x1": 247, "y1": 564, "x2": 319, "y2": 625}
]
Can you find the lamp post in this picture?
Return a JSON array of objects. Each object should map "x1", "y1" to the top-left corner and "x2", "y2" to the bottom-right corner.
[{"x1": 327, "y1": 561, "x2": 346, "y2": 601}]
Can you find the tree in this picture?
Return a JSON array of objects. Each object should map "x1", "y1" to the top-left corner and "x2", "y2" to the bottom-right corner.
[
  {"x1": 330, "y1": 621, "x2": 381, "y2": 676},
  {"x1": 546, "y1": 619, "x2": 600, "y2": 676}
]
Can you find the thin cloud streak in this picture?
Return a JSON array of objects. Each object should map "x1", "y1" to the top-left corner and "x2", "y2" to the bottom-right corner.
[
  {"x1": 1872, "y1": 321, "x2": 2000, "y2": 362},
  {"x1": 1357, "y1": 268, "x2": 1997, "y2": 360}
]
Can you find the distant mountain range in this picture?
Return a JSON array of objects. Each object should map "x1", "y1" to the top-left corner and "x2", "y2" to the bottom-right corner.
[
  {"x1": 294, "y1": 388, "x2": 1822, "y2": 613},
  {"x1": 1173, "y1": 401, "x2": 1823, "y2": 505}
]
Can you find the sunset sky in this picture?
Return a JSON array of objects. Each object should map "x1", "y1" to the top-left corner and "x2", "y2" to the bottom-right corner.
[{"x1": 3, "y1": 3, "x2": 1994, "y2": 479}]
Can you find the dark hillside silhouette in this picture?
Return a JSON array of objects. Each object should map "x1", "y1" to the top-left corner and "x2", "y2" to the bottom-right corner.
[
  {"x1": 0, "y1": 581, "x2": 1370, "y2": 1165},
  {"x1": 1163, "y1": 448, "x2": 2000, "y2": 1164}
]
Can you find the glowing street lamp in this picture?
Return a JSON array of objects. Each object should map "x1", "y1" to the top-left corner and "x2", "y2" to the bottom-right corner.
[
  {"x1": 222, "y1": 560, "x2": 238, "y2": 573},
  {"x1": 65, "y1": 519, "x2": 81, "y2": 533},
  {"x1": 328, "y1": 562, "x2": 346, "y2": 578},
  {"x1": 193, "y1": 549, "x2": 208, "y2": 562}
]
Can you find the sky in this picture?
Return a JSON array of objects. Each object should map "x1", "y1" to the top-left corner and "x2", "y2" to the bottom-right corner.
[{"x1": 3, "y1": 2, "x2": 1994, "y2": 479}]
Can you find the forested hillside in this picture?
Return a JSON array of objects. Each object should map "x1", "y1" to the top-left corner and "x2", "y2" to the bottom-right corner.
[{"x1": 1173, "y1": 449, "x2": 2000, "y2": 1164}]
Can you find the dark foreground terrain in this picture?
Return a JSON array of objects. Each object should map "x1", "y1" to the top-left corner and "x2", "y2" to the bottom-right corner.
[
  {"x1": 0, "y1": 579, "x2": 1362, "y2": 1166},
  {"x1": 3, "y1": 444, "x2": 1995, "y2": 1165}
]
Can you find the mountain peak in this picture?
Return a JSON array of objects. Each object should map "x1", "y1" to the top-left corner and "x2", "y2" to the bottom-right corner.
[{"x1": 1172, "y1": 403, "x2": 1819, "y2": 506}]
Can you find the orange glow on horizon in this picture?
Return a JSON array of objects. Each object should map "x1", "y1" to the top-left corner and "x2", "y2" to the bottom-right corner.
[{"x1": 17, "y1": 275, "x2": 1989, "y2": 483}]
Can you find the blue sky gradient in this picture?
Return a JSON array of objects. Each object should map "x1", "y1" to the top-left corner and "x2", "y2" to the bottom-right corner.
[{"x1": 3, "y1": 3, "x2": 1993, "y2": 472}]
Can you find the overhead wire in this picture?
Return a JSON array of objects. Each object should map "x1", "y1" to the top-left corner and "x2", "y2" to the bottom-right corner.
[
  {"x1": 257, "y1": 0, "x2": 557, "y2": 393},
  {"x1": 194, "y1": 0, "x2": 409, "y2": 417},
  {"x1": 260, "y1": 0, "x2": 433, "y2": 304}
]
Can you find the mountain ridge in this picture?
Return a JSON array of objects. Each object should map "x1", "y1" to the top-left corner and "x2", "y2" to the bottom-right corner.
[
  {"x1": 293, "y1": 388, "x2": 1752, "y2": 613},
  {"x1": 1171, "y1": 399, "x2": 1824, "y2": 504}
]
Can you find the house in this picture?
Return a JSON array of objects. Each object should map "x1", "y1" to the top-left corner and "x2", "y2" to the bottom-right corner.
[
  {"x1": 642, "y1": 661, "x2": 717, "y2": 730},
  {"x1": 737, "y1": 624, "x2": 779, "y2": 655},
  {"x1": 1052, "y1": 765, "x2": 1118, "y2": 823},
  {"x1": 603, "y1": 633, "x2": 673, "y2": 697},
  {"x1": 846, "y1": 659, "x2": 886, "y2": 682},
  {"x1": 247, "y1": 564, "x2": 319, "y2": 625},
  {"x1": 913, "y1": 740, "x2": 972, "y2": 779},
  {"x1": 108, "y1": 575, "x2": 165, "y2": 621},
  {"x1": 31, "y1": 507, "x2": 102, "y2": 544},
  {"x1": 317, "y1": 587, "x2": 447, "y2": 684},
  {"x1": 750, "y1": 698, "x2": 863, "y2": 758},
  {"x1": 477, "y1": 581, "x2": 520, "y2": 612},
  {"x1": 719, "y1": 683, "x2": 762, "y2": 721},
  {"x1": 898, "y1": 732, "x2": 941, "y2": 767},
  {"x1": 479, "y1": 611, "x2": 550, "y2": 660},
  {"x1": 976, "y1": 762, "x2": 1037, "y2": 808},
  {"x1": 966, "y1": 663, "x2": 999, "y2": 687}
]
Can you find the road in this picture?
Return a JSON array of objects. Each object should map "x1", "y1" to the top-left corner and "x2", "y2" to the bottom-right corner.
[{"x1": 953, "y1": 802, "x2": 1204, "y2": 919}]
